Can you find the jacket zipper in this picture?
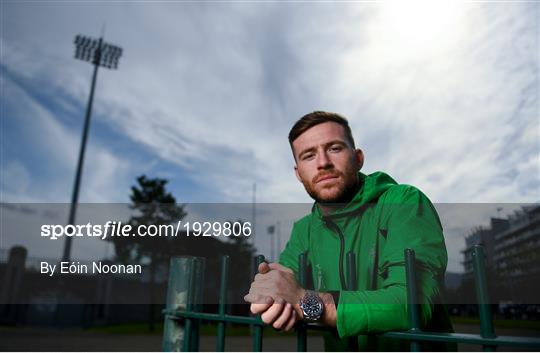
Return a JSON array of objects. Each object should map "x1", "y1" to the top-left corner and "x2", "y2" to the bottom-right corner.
[{"x1": 323, "y1": 217, "x2": 348, "y2": 290}]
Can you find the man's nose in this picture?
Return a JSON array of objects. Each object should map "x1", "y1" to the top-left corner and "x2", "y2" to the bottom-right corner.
[{"x1": 316, "y1": 151, "x2": 333, "y2": 169}]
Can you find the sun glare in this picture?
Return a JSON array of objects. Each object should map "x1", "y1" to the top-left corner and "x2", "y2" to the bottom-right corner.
[{"x1": 376, "y1": 1, "x2": 466, "y2": 56}]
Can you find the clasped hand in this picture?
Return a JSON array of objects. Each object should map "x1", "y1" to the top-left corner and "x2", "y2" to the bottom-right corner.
[{"x1": 244, "y1": 262, "x2": 306, "y2": 331}]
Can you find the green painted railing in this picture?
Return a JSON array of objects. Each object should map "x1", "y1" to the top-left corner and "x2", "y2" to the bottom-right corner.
[{"x1": 162, "y1": 246, "x2": 540, "y2": 351}]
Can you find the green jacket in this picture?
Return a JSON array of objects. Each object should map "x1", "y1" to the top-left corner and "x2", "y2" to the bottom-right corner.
[{"x1": 279, "y1": 171, "x2": 453, "y2": 351}]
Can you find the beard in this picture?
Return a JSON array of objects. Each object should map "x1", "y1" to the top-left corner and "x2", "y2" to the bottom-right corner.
[{"x1": 302, "y1": 169, "x2": 359, "y2": 205}]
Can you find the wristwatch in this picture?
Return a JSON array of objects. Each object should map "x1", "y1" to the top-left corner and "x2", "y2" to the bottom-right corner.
[{"x1": 299, "y1": 290, "x2": 324, "y2": 322}]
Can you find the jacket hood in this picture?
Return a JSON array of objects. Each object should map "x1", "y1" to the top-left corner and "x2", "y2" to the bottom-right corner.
[{"x1": 314, "y1": 171, "x2": 398, "y2": 219}]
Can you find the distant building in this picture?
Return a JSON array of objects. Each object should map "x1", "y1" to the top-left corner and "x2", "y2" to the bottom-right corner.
[
  {"x1": 461, "y1": 205, "x2": 540, "y2": 303},
  {"x1": 493, "y1": 206, "x2": 540, "y2": 280},
  {"x1": 462, "y1": 217, "x2": 509, "y2": 275}
]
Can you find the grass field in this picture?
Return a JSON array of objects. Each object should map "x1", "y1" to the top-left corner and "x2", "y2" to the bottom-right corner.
[
  {"x1": 87, "y1": 316, "x2": 540, "y2": 336},
  {"x1": 449, "y1": 316, "x2": 540, "y2": 331},
  {"x1": 88, "y1": 322, "x2": 308, "y2": 336}
]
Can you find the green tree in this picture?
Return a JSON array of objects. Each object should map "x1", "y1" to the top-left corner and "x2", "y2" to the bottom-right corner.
[{"x1": 111, "y1": 175, "x2": 187, "y2": 330}]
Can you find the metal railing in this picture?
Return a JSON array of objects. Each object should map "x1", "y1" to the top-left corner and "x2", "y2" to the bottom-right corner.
[{"x1": 162, "y1": 246, "x2": 540, "y2": 351}]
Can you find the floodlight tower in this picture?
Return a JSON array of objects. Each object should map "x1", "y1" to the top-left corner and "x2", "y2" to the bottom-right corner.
[{"x1": 61, "y1": 35, "x2": 123, "y2": 262}]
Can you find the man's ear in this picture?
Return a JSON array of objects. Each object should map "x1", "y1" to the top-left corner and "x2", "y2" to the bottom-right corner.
[
  {"x1": 294, "y1": 165, "x2": 302, "y2": 182},
  {"x1": 355, "y1": 149, "x2": 364, "y2": 170}
]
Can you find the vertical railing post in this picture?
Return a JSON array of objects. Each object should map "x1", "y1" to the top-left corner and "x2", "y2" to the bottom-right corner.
[
  {"x1": 193, "y1": 258, "x2": 205, "y2": 352},
  {"x1": 182, "y1": 258, "x2": 195, "y2": 352},
  {"x1": 297, "y1": 252, "x2": 308, "y2": 352},
  {"x1": 216, "y1": 255, "x2": 229, "y2": 352},
  {"x1": 472, "y1": 245, "x2": 496, "y2": 352},
  {"x1": 162, "y1": 257, "x2": 205, "y2": 352},
  {"x1": 405, "y1": 249, "x2": 421, "y2": 352},
  {"x1": 252, "y1": 255, "x2": 265, "y2": 352},
  {"x1": 346, "y1": 251, "x2": 359, "y2": 351},
  {"x1": 180, "y1": 257, "x2": 204, "y2": 352}
]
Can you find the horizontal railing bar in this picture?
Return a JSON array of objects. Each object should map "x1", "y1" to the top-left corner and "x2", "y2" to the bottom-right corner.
[
  {"x1": 164, "y1": 310, "x2": 263, "y2": 326},
  {"x1": 165, "y1": 309, "x2": 540, "y2": 348},
  {"x1": 381, "y1": 331, "x2": 540, "y2": 348}
]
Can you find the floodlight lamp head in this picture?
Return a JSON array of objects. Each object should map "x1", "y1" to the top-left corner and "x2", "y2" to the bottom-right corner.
[{"x1": 74, "y1": 34, "x2": 123, "y2": 70}]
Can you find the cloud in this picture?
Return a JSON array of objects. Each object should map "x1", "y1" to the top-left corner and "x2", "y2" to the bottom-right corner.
[
  {"x1": 1, "y1": 160, "x2": 31, "y2": 201},
  {"x1": 4, "y1": 3, "x2": 537, "y2": 204},
  {"x1": 329, "y1": 3, "x2": 539, "y2": 204},
  {"x1": 1, "y1": 2, "x2": 538, "y2": 269},
  {"x1": 1, "y1": 73, "x2": 135, "y2": 203}
]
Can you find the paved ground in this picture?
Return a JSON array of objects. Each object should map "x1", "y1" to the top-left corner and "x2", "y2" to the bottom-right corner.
[
  {"x1": 0, "y1": 327, "x2": 324, "y2": 352},
  {"x1": 0, "y1": 325, "x2": 538, "y2": 351}
]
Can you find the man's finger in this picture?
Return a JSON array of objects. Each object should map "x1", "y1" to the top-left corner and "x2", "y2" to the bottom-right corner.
[
  {"x1": 261, "y1": 300, "x2": 285, "y2": 325},
  {"x1": 244, "y1": 292, "x2": 272, "y2": 304},
  {"x1": 284, "y1": 309, "x2": 297, "y2": 332},
  {"x1": 250, "y1": 301, "x2": 273, "y2": 314},
  {"x1": 253, "y1": 273, "x2": 272, "y2": 284},
  {"x1": 258, "y1": 262, "x2": 270, "y2": 274},
  {"x1": 272, "y1": 303, "x2": 292, "y2": 330},
  {"x1": 268, "y1": 262, "x2": 294, "y2": 274},
  {"x1": 244, "y1": 292, "x2": 261, "y2": 303},
  {"x1": 248, "y1": 296, "x2": 274, "y2": 313}
]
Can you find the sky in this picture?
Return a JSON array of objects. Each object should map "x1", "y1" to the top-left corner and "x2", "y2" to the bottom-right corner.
[{"x1": 1, "y1": 1, "x2": 539, "y2": 272}]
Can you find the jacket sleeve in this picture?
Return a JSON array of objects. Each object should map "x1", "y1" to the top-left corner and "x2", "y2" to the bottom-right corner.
[{"x1": 336, "y1": 186, "x2": 447, "y2": 337}]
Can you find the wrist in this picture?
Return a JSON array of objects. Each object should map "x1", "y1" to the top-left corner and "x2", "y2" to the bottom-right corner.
[
  {"x1": 318, "y1": 292, "x2": 337, "y2": 327},
  {"x1": 293, "y1": 288, "x2": 307, "y2": 319}
]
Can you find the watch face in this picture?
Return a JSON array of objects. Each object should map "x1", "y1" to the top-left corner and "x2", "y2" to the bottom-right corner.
[{"x1": 302, "y1": 292, "x2": 323, "y2": 320}]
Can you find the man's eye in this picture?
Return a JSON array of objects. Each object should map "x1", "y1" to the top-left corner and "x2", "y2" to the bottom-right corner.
[
  {"x1": 302, "y1": 153, "x2": 315, "y2": 160},
  {"x1": 329, "y1": 146, "x2": 343, "y2": 152}
]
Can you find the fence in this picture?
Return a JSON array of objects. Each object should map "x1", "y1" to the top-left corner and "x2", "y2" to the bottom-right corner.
[{"x1": 162, "y1": 245, "x2": 540, "y2": 351}]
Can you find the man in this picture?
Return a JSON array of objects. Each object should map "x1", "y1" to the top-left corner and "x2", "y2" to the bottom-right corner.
[{"x1": 244, "y1": 111, "x2": 453, "y2": 350}]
